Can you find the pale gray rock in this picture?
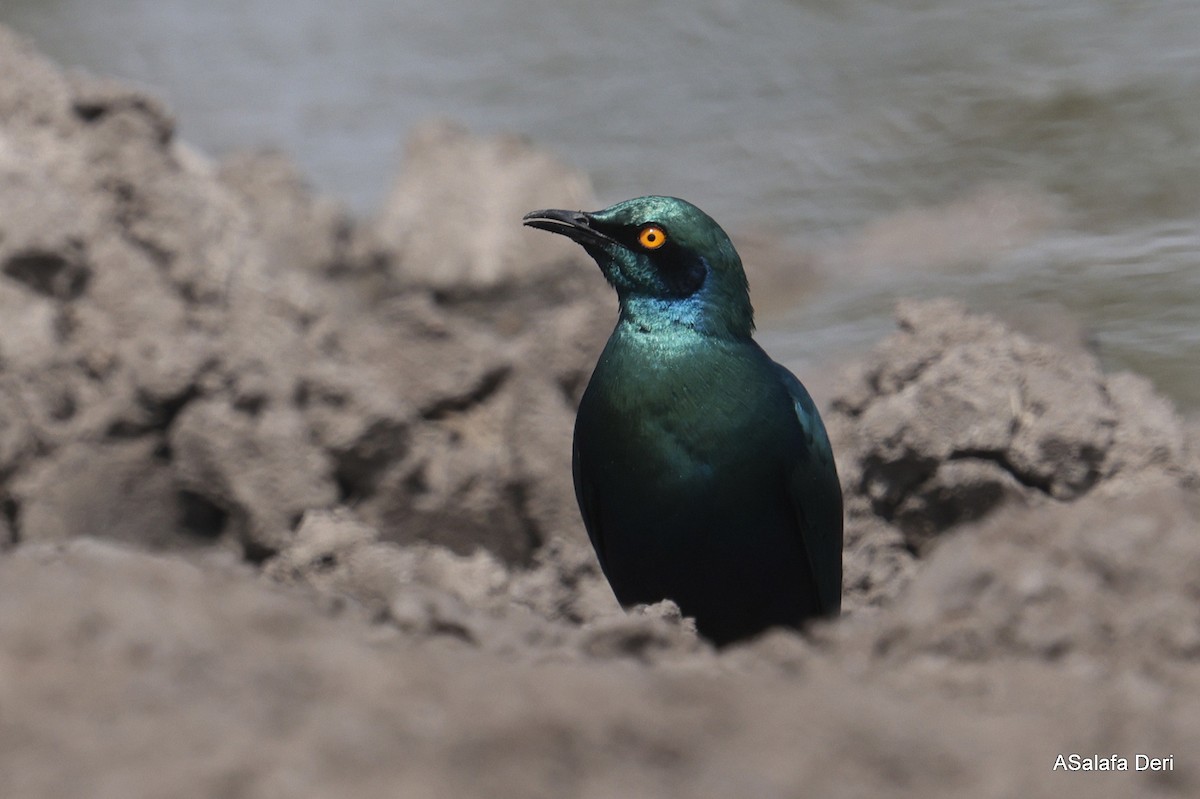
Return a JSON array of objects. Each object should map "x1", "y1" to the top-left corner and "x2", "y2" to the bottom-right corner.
[
  {"x1": 4, "y1": 538, "x2": 1199, "y2": 799},
  {"x1": 830, "y1": 298, "x2": 1194, "y2": 558},
  {"x1": 0, "y1": 25, "x2": 613, "y2": 564},
  {"x1": 365, "y1": 119, "x2": 596, "y2": 289},
  {"x1": 169, "y1": 399, "x2": 339, "y2": 555},
  {"x1": 8, "y1": 439, "x2": 191, "y2": 549},
  {"x1": 217, "y1": 149, "x2": 352, "y2": 277}
]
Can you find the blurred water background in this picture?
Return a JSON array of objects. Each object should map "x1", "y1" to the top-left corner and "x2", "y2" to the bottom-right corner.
[{"x1": 4, "y1": 0, "x2": 1197, "y2": 410}]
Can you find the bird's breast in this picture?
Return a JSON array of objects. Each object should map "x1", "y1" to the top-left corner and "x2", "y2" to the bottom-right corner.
[{"x1": 577, "y1": 330, "x2": 789, "y2": 494}]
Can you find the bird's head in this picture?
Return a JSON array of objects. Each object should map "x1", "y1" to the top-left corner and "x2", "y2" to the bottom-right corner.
[{"x1": 524, "y1": 196, "x2": 754, "y2": 338}]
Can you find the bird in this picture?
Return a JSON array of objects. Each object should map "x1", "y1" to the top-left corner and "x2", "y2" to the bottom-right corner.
[{"x1": 523, "y1": 196, "x2": 842, "y2": 646}]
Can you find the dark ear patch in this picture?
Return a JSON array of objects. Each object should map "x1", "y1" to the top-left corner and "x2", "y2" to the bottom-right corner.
[{"x1": 657, "y1": 250, "x2": 707, "y2": 297}]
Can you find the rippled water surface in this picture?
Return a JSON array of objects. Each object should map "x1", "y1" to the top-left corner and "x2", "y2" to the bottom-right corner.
[{"x1": 5, "y1": 0, "x2": 1198, "y2": 408}]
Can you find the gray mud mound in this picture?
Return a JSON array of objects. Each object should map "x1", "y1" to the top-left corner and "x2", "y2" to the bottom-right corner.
[
  {"x1": 828, "y1": 298, "x2": 1198, "y2": 609},
  {"x1": 2, "y1": 23, "x2": 1199, "y2": 799},
  {"x1": 4, "y1": 533, "x2": 1198, "y2": 799},
  {"x1": 0, "y1": 24, "x2": 611, "y2": 565}
]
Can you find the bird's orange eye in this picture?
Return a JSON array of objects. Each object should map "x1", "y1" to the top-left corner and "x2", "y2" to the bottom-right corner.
[{"x1": 638, "y1": 225, "x2": 667, "y2": 250}]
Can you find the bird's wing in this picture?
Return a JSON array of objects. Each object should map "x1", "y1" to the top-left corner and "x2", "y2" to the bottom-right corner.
[
  {"x1": 572, "y1": 435, "x2": 608, "y2": 572},
  {"x1": 772, "y1": 362, "x2": 844, "y2": 615}
]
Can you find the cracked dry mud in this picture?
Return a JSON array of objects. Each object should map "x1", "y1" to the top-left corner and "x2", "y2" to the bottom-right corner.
[{"x1": 1, "y1": 24, "x2": 1199, "y2": 799}]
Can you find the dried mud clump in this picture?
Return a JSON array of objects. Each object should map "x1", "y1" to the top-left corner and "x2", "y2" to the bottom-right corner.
[
  {"x1": 827, "y1": 298, "x2": 1198, "y2": 609},
  {"x1": 0, "y1": 24, "x2": 612, "y2": 566}
]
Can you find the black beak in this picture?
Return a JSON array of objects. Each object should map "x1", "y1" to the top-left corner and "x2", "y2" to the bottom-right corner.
[{"x1": 522, "y1": 208, "x2": 617, "y2": 249}]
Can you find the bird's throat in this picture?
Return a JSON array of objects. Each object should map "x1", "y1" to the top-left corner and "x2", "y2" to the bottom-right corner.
[{"x1": 618, "y1": 291, "x2": 752, "y2": 341}]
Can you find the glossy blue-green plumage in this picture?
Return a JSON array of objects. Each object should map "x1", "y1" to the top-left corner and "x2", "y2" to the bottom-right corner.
[{"x1": 524, "y1": 196, "x2": 842, "y2": 645}]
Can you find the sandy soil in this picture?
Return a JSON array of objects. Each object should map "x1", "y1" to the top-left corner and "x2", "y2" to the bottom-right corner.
[{"x1": 1, "y1": 25, "x2": 1198, "y2": 798}]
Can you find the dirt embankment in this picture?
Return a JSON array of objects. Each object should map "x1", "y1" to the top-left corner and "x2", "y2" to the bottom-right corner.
[{"x1": 1, "y1": 25, "x2": 1199, "y2": 799}]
